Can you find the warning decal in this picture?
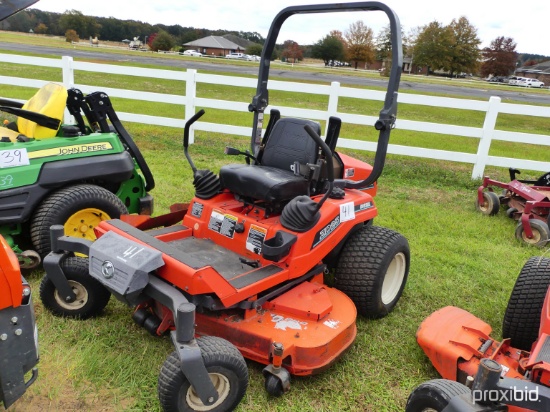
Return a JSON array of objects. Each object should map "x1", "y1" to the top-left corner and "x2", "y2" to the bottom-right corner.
[
  {"x1": 246, "y1": 224, "x2": 267, "y2": 254},
  {"x1": 208, "y1": 210, "x2": 237, "y2": 238},
  {"x1": 191, "y1": 202, "x2": 204, "y2": 217}
]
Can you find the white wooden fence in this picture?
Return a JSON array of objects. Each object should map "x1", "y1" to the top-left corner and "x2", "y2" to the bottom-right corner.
[{"x1": 1, "y1": 53, "x2": 549, "y2": 179}]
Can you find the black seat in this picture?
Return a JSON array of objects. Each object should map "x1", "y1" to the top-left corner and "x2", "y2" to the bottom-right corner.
[{"x1": 219, "y1": 117, "x2": 321, "y2": 204}]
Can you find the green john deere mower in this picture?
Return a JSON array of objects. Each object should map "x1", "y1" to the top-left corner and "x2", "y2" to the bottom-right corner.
[{"x1": 0, "y1": 83, "x2": 154, "y2": 269}]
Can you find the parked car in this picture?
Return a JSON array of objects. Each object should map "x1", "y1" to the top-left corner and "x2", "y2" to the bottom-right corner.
[
  {"x1": 487, "y1": 76, "x2": 506, "y2": 83},
  {"x1": 245, "y1": 55, "x2": 260, "y2": 61},
  {"x1": 517, "y1": 77, "x2": 545, "y2": 88},
  {"x1": 225, "y1": 53, "x2": 244, "y2": 59},
  {"x1": 508, "y1": 76, "x2": 528, "y2": 86},
  {"x1": 182, "y1": 50, "x2": 203, "y2": 57}
]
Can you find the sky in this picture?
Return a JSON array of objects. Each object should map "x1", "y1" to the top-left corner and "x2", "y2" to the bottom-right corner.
[{"x1": 30, "y1": 0, "x2": 550, "y2": 56}]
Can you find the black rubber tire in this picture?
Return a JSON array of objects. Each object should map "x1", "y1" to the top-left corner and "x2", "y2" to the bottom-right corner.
[
  {"x1": 264, "y1": 374, "x2": 285, "y2": 397},
  {"x1": 514, "y1": 219, "x2": 550, "y2": 248},
  {"x1": 502, "y1": 256, "x2": 550, "y2": 351},
  {"x1": 132, "y1": 308, "x2": 151, "y2": 326},
  {"x1": 506, "y1": 207, "x2": 518, "y2": 219},
  {"x1": 30, "y1": 184, "x2": 128, "y2": 257},
  {"x1": 475, "y1": 191, "x2": 500, "y2": 216},
  {"x1": 40, "y1": 256, "x2": 111, "y2": 319},
  {"x1": 334, "y1": 225, "x2": 410, "y2": 318},
  {"x1": 158, "y1": 336, "x2": 248, "y2": 412},
  {"x1": 405, "y1": 379, "x2": 471, "y2": 412}
]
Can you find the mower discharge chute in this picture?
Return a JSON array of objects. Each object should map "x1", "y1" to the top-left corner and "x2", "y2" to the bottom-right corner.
[
  {"x1": 407, "y1": 257, "x2": 550, "y2": 411},
  {"x1": 41, "y1": 2, "x2": 409, "y2": 411}
]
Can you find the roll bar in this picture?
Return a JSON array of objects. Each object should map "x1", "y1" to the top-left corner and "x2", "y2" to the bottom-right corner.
[{"x1": 249, "y1": 1, "x2": 403, "y2": 189}]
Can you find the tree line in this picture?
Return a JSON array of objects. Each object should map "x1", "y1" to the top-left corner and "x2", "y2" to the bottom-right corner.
[
  {"x1": 0, "y1": 8, "x2": 265, "y2": 49},
  {"x1": 2, "y1": 8, "x2": 548, "y2": 77}
]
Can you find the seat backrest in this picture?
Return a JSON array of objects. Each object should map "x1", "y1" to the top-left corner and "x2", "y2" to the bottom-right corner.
[
  {"x1": 17, "y1": 83, "x2": 67, "y2": 139},
  {"x1": 261, "y1": 117, "x2": 321, "y2": 172}
]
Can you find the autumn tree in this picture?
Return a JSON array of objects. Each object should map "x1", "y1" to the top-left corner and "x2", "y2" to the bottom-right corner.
[
  {"x1": 281, "y1": 40, "x2": 303, "y2": 63},
  {"x1": 312, "y1": 34, "x2": 346, "y2": 66},
  {"x1": 480, "y1": 36, "x2": 518, "y2": 78},
  {"x1": 344, "y1": 21, "x2": 375, "y2": 69},
  {"x1": 413, "y1": 21, "x2": 453, "y2": 74},
  {"x1": 34, "y1": 23, "x2": 48, "y2": 34},
  {"x1": 446, "y1": 16, "x2": 481, "y2": 77},
  {"x1": 65, "y1": 29, "x2": 79, "y2": 43}
]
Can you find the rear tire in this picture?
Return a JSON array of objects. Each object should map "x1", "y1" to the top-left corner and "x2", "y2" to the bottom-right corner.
[
  {"x1": 30, "y1": 184, "x2": 127, "y2": 257},
  {"x1": 475, "y1": 191, "x2": 500, "y2": 216},
  {"x1": 334, "y1": 225, "x2": 410, "y2": 318},
  {"x1": 405, "y1": 379, "x2": 470, "y2": 412},
  {"x1": 502, "y1": 256, "x2": 550, "y2": 350},
  {"x1": 40, "y1": 256, "x2": 111, "y2": 319},
  {"x1": 158, "y1": 336, "x2": 248, "y2": 412}
]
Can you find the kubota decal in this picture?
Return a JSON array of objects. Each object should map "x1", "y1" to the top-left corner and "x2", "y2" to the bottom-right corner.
[
  {"x1": 208, "y1": 210, "x2": 237, "y2": 238},
  {"x1": 27, "y1": 142, "x2": 113, "y2": 159},
  {"x1": 312, "y1": 215, "x2": 340, "y2": 248},
  {"x1": 271, "y1": 314, "x2": 308, "y2": 331},
  {"x1": 355, "y1": 201, "x2": 373, "y2": 212}
]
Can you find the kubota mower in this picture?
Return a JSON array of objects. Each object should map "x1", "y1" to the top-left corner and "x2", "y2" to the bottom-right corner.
[
  {"x1": 406, "y1": 256, "x2": 550, "y2": 411},
  {"x1": 476, "y1": 168, "x2": 550, "y2": 247},
  {"x1": 0, "y1": 233, "x2": 39, "y2": 409},
  {"x1": 0, "y1": 46, "x2": 154, "y2": 268},
  {"x1": 40, "y1": 2, "x2": 409, "y2": 411}
]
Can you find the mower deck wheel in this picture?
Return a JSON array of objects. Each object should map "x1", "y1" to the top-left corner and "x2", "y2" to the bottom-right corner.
[
  {"x1": 30, "y1": 184, "x2": 128, "y2": 257},
  {"x1": 405, "y1": 379, "x2": 470, "y2": 412},
  {"x1": 506, "y1": 207, "x2": 518, "y2": 219},
  {"x1": 40, "y1": 257, "x2": 111, "y2": 319},
  {"x1": 502, "y1": 256, "x2": 550, "y2": 351},
  {"x1": 475, "y1": 191, "x2": 500, "y2": 216},
  {"x1": 264, "y1": 374, "x2": 285, "y2": 397},
  {"x1": 514, "y1": 219, "x2": 550, "y2": 248},
  {"x1": 334, "y1": 225, "x2": 410, "y2": 318},
  {"x1": 158, "y1": 336, "x2": 248, "y2": 412}
]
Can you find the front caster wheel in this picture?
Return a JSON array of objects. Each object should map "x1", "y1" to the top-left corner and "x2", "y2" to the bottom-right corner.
[
  {"x1": 514, "y1": 219, "x2": 550, "y2": 247},
  {"x1": 158, "y1": 336, "x2": 248, "y2": 412},
  {"x1": 40, "y1": 256, "x2": 111, "y2": 319},
  {"x1": 405, "y1": 379, "x2": 471, "y2": 412},
  {"x1": 264, "y1": 374, "x2": 285, "y2": 397},
  {"x1": 475, "y1": 191, "x2": 500, "y2": 216}
]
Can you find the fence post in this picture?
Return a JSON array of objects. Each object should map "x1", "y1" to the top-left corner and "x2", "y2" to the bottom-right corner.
[
  {"x1": 326, "y1": 81, "x2": 340, "y2": 138},
  {"x1": 61, "y1": 56, "x2": 75, "y2": 124},
  {"x1": 185, "y1": 69, "x2": 197, "y2": 144},
  {"x1": 471, "y1": 96, "x2": 501, "y2": 179}
]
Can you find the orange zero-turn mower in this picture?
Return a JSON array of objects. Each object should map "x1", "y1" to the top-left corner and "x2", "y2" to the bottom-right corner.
[
  {"x1": 406, "y1": 256, "x2": 550, "y2": 411},
  {"x1": 0, "y1": 234, "x2": 39, "y2": 409},
  {"x1": 40, "y1": 2, "x2": 409, "y2": 411}
]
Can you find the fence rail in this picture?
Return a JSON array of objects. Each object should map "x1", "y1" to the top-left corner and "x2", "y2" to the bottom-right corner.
[{"x1": 1, "y1": 53, "x2": 549, "y2": 178}]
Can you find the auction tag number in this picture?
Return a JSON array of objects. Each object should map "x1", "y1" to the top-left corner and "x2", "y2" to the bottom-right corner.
[
  {"x1": 0, "y1": 148, "x2": 30, "y2": 168},
  {"x1": 340, "y1": 202, "x2": 355, "y2": 222}
]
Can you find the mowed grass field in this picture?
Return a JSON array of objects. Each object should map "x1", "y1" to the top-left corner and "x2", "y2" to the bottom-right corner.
[{"x1": 1, "y1": 31, "x2": 550, "y2": 411}]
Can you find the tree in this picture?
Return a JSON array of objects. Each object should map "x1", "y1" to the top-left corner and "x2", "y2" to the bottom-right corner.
[
  {"x1": 413, "y1": 21, "x2": 453, "y2": 75},
  {"x1": 59, "y1": 10, "x2": 100, "y2": 39},
  {"x1": 65, "y1": 29, "x2": 79, "y2": 43},
  {"x1": 281, "y1": 40, "x2": 303, "y2": 63},
  {"x1": 312, "y1": 34, "x2": 346, "y2": 66},
  {"x1": 480, "y1": 36, "x2": 518, "y2": 78},
  {"x1": 344, "y1": 21, "x2": 375, "y2": 69},
  {"x1": 150, "y1": 30, "x2": 174, "y2": 52},
  {"x1": 34, "y1": 23, "x2": 48, "y2": 34},
  {"x1": 245, "y1": 43, "x2": 263, "y2": 57},
  {"x1": 446, "y1": 17, "x2": 481, "y2": 77}
]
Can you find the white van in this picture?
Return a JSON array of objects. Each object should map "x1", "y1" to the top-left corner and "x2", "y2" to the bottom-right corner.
[
  {"x1": 508, "y1": 76, "x2": 528, "y2": 86},
  {"x1": 517, "y1": 78, "x2": 545, "y2": 88}
]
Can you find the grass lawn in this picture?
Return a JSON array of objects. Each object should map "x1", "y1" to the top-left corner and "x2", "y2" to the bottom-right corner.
[{"x1": 1, "y1": 32, "x2": 549, "y2": 411}]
